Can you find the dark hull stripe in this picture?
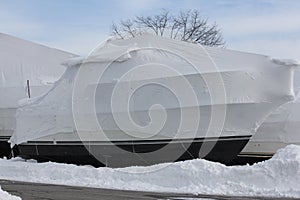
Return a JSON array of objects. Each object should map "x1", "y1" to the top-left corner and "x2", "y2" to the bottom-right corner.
[
  {"x1": 18, "y1": 137, "x2": 250, "y2": 167},
  {"x1": 0, "y1": 141, "x2": 12, "y2": 158},
  {"x1": 0, "y1": 137, "x2": 10, "y2": 142},
  {"x1": 26, "y1": 135, "x2": 252, "y2": 145},
  {"x1": 0, "y1": 136, "x2": 10, "y2": 139},
  {"x1": 230, "y1": 153, "x2": 273, "y2": 165}
]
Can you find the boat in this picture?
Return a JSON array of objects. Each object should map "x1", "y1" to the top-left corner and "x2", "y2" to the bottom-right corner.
[
  {"x1": 10, "y1": 34, "x2": 296, "y2": 167},
  {"x1": 0, "y1": 33, "x2": 76, "y2": 158},
  {"x1": 237, "y1": 66, "x2": 300, "y2": 164}
]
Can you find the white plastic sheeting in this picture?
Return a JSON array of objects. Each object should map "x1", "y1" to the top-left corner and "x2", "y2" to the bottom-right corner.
[
  {"x1": 0, "y1": 33, "x2": 76, "y2": 138},
  {"x1": 10, "y1": 34, "x2": 296, "y2": 145}
]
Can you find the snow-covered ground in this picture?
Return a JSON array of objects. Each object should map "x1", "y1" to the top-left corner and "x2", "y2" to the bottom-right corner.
[
  {"x1": 0, "y1": 186, "x2": 21, "y2": 200},
  {"x1": 0, "y1": 145, "x2": 299, "y2": 198}
]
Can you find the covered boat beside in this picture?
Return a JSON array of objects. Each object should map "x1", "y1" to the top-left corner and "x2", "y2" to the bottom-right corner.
[
  {"x1": 0, "y1": 33, "x2": 76, "y2": 158},
  {"x1": 239, "y1": 66, "x2": 300, "y2": 164}
]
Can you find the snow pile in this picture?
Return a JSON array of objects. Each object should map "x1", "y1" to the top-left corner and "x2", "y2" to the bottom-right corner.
[
  {"x1": 0, "y1": 186, "x2": 21, "y2": 200},
  {"x1": 0, "y1": 145, "x2": 300, "y2": 198}
]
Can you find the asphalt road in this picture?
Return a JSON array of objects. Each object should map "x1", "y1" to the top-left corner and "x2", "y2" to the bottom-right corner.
[{"x1": 0, "y1": 180, "x2": 298, "y2": 200}]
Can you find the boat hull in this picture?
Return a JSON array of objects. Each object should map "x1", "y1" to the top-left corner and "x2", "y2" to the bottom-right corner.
[
  {"x1": 0, "y1": 141, "x2": 10, "y2": 158},
  {"x1": 17, "y1": 135, "x2": 250, "y2": 167},
  {"x1": 0, "y1": 108, "x2": 16, "y2": 158}
]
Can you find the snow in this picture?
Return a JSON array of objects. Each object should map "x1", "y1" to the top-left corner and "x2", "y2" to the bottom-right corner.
[
  {"x1": 0, "y1": 145, "x2": 299, "y2": 198},
  {"x1": 0, "y1": 186, "x2": 21, "y2": 200}
]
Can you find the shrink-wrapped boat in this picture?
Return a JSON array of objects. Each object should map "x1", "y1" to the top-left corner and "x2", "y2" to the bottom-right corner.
[{"x1": 10, "y1": 35, "x2": 296, "y2": 167}]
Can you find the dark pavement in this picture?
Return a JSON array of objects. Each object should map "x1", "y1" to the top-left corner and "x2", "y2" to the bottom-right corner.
[{"x1": 0, "y1": 179, "x2": 298, "y2": 200}]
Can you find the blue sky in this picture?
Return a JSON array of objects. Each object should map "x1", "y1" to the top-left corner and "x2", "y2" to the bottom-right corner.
[{"x1": 0, "y1": 0, "x2": 300, "y2": 59}]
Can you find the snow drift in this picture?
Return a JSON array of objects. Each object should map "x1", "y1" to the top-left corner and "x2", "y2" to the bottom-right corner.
[{"x1": 0, "y1": 145, "x2": 299, "y2": 198}]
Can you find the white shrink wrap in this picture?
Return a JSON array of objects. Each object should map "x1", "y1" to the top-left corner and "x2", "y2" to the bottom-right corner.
[
  {"x1": 10, "y1": 34, "x2": 296, "y2": 148},
  {"x1": 0, "y1": 33, "x2": 75, "y2": 140}
]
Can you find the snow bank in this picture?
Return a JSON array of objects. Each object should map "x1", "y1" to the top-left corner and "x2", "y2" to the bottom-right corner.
[
  {"x1": 0, "y1": 186, "x2": 21, "y2": 200},
  {"x1": 0, "y1": 145, "x2": 300, "y2": 197}
]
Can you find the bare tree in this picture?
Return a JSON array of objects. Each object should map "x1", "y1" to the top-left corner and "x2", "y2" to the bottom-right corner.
[{"x1": 112, "y1": 10, "x2": 225, "y2": 47}]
